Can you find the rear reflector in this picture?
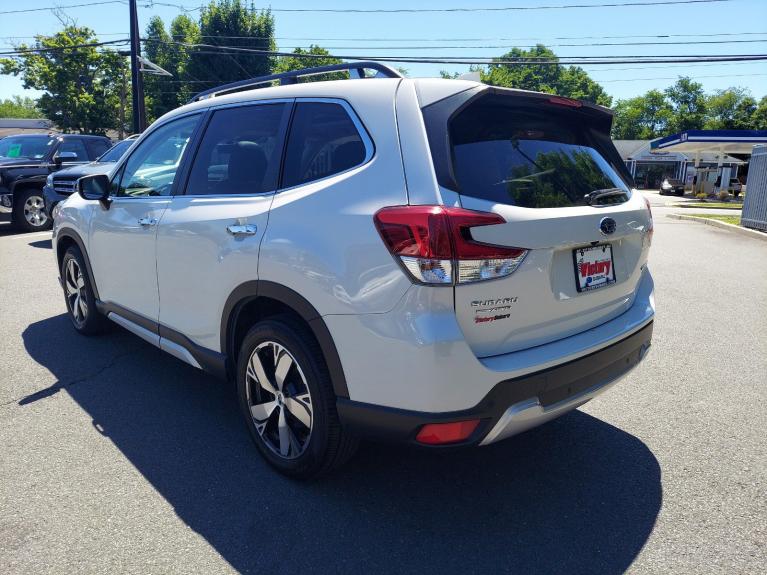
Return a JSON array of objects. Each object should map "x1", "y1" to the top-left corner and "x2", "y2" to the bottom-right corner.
[
  {"x1": 415, "y1": 420, "x2": 481, "y2": 445},
  {"x1": 374, "y1": 205, "x2": 528, "y2": 285}
]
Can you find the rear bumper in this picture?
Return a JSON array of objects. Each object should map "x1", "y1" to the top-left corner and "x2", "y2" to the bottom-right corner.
[{"x1": 337, "y1": 320, "x2": 653, "y2": 445}]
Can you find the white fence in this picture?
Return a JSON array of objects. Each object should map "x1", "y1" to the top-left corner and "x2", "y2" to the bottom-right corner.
[{"x1": 742, "y1": 146, "x2": 767, "y2": 232}]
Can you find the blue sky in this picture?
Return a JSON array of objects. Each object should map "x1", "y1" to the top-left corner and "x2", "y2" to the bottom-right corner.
[{"x1": 1, "y1": 0, "x2": 766, "y2": 105}]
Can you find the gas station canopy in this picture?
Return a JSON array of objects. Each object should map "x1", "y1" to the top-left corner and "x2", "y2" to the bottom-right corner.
[{"x1": 651, "y1": 129, "x2": 767, "y2": 155}]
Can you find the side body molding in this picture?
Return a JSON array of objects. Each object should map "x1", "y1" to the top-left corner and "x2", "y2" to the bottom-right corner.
[{"x1": 221, "y1": 280, "x2": 350, "y2": 398}]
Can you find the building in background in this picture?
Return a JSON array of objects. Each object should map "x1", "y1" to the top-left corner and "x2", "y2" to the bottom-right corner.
[
  {"x1": 614, "y1": 139, "x2": 744, "y2": 191},
  {"x1": 0, "y1": 118, "x2": 55, "y2": 138}
]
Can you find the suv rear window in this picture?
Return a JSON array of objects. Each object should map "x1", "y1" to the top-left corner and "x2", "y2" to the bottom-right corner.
[{"x1": 450, "y1": 101, "x2": 629, "y2": 208}]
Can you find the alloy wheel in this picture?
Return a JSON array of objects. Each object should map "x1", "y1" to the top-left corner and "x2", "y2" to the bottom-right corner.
[
  {"x1": 64, "y1": 258, "x2": 88, "y2": 325},
  {"x1": 245, "y1": 341, "x2": 313, "y2": 459},
  {"x1": 23, "y1": 195, "x2": 48, "y2": 228}
]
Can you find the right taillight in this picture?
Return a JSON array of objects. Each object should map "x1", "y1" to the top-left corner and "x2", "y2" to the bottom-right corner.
[
  {"x1": 643, "y1": 195, "x2": 654, "y2": 245},
  {"x1": 374, "y1": 205, "x2": 528, "y2": 285}
]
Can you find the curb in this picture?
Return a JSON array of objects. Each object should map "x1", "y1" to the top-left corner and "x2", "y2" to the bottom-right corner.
[
  {"x1": 666, "y1": 214, "x2": 767, "y2": 243},
  {"x1": 666, "y1": 203, "x2": 742, "y2": 210}
]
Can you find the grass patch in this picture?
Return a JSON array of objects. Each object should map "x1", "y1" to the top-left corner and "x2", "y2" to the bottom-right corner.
[
  {"x1": 674, "y1": 202, "x2": 742, "y2": 210},
  {"x1": 690, "y1": 213, "x2": 741, "y2": 225}
]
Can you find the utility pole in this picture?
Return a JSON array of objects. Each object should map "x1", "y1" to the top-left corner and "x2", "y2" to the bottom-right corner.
[{"x1": 129, "y1": 0, "x2": 146, "y2": 134}]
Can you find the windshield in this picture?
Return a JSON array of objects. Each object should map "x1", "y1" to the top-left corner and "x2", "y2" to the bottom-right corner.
[
  {"x1": 97, "y1": 139, "x2": 133, "y2": 163},
  {"x1": 0, "y1": 135, "x2": 55, "y2": 160},
  {"x1": 450, "y1": 104, "x2": 629, "y2": 208}
]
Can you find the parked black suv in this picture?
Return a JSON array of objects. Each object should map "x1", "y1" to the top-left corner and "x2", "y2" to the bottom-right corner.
[
  {"x1": 43, "y1": 136, "x2": 137, "y2": 219},
  {"x1": 0, "y1": 133, "x2": 112, "y2": 232}
]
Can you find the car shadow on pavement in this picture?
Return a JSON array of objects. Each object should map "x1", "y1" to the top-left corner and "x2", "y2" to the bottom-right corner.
[
  {"x1": 28, "y1": 239, "x2": 52, "y2": 249},
  {"x1": 22, "y1": 314, "x2": 662, "y2": 575}
]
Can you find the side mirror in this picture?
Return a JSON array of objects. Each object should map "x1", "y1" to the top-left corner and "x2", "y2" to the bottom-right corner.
[
  {"x1": 77, "y1": 174, "x2": 112, "y2": 209},
  {"x1": 54, "y1": 151, "x2": 78, "y2": 166}
]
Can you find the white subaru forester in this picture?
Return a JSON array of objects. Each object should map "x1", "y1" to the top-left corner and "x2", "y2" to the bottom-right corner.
[{"x1": 53, "y1": 62, "x2": 654, "y2": 478}]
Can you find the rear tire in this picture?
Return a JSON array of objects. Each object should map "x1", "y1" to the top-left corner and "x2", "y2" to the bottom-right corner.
[
  {"x1": 61, "y1": 246, "x2": 109, "y2": 335},
  {"x1": 13, "y1": 188, "x2": 52, "y2": 232},
  {"x1": 236, "y1": 315, "x2": 358, "y2": 478}
]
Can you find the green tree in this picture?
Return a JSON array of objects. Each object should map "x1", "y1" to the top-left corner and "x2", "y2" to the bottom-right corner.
[
  {"x1": 0, "y1": 96, "x2": 42, "y2": 118},
  {"x1": 665, "y1": 77, "x2": 707, "y2": 133},
  {"x1": 273, "y1": 45, "x2": 341, "y2": 81},
  {"x1": 753, "y1": 96, "x2": 767, "y2": 130},
  {"x1": 612, "y1": 90, "x2": 674, "y2": 139},
  {"x1": 143, "y1": 14, "x2": 200, "y2": 121},
  {"x1": 705, "y1": 87, "x2": 757, "y2": 130},
  {"x1": 186, "y1": 0, "x2": 275, "y2": 95},
  {"x1": 480, "y1": 45, "x2": 612, "y2": 107},
  {"x1": 0, "y1": 25, "x2": 129, "y2": 134}
]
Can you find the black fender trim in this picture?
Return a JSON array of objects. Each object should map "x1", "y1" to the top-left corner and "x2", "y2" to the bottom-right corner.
[
  {"x1": 56, "y1": 228, "x2": 100, "y2": 301},
  {"x1": 221, "y1": 280, "x2": 350, "y2": 398}
]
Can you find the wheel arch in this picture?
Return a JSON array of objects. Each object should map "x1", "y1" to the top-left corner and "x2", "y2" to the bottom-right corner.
[
  {"x1": 55, "y1": 228, "x2": 100, "y2": 300},
  {"x1": 222, "y1": 280, "x2": 349, "y2": 398}
]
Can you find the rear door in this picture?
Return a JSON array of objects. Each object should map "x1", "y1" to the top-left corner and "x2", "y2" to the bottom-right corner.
[
  {"x1": 424, "y1": 90, "x2": 652, "y2": 357},
  {"x1": 156, "y1": 101, "x2": 292, "y2": 351}
]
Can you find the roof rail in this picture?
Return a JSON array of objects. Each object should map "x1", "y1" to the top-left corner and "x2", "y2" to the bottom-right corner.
[{"x1": 189, "y1": 61, "x2": 403, "y2": 103}]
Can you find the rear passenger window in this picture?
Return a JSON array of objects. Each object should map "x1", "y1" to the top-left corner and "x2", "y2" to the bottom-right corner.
[
  {"x1": 186, "y1": 103, "x2": 288, "y2": 196},
  {"x1": 58, "y1": 139, "x2": 89, "y2": 162},
  {"x1": 282, "y1": 102, "x2": 367, "y2": 188},
  {"x1": 88, "y1": 139, "x2": 111, "y2": 160}
]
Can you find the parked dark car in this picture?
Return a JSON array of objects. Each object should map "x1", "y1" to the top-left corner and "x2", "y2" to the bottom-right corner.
[
  {"x1": 0, "y1": 133, "x2": 112, "y2": 232},
  {"x1": 43, "y1": 136, "x2": 138, "y2": 219},
  {"x1": 659, "y1": 177, "x2": 685, "y2": 196}
]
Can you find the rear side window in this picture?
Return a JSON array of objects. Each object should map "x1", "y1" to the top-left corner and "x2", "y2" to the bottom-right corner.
[
  {"x1": 186, "y1": 103, "x2": 288, "y2": 196},
  {"x1": 282, "y1": 102, "x2": 367, "y2": 188},
  {"x1": 87, "y1": 139, "x2": 111, "y2": 160},
  {"x1": 58, "y1": 139, "x2": 89, "y2": 162},
  {"x1": 450, "y1": 102, "x2": 629, "y2": 208}
]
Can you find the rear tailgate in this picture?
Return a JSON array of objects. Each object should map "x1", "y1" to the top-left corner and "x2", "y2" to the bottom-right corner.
[{"x1": 422, "y1": 86, "x2": 652, "y2": 357}]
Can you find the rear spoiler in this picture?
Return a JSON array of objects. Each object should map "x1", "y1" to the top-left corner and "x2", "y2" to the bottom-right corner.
[{"x1": 421, "y1": 85, "x2": 634, "y2": 191}]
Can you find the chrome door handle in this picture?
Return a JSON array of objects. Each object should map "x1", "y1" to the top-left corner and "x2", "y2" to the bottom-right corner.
[
  {"x1": 226, "y1": 224, "x2": 258, "y2": 236},
  {"x1": 138, "y1": 217, "x2": 157, "y2": 227}
]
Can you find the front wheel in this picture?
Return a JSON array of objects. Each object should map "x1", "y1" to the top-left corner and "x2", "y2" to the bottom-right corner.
[
  {"x1": 61, "y1": 246, "x2": 109, "y2": 335},
  {"x1": 236, "y1": 316, "x2": 358, "y2": 478},
  {"x1": 14, "y1": 189, "x2": 52, "y2": 232}
]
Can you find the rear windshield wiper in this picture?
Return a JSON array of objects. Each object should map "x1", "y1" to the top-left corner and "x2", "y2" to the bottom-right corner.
[{"x1": 584, "y1": 188, "x2": 627, "y2": 206}]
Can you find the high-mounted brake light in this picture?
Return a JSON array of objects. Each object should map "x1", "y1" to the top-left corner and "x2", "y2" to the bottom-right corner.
[
  {"x1": 374, "y1": 205, "x2": 528, "y2": 285},
  {"x1": 547, "y1": 96, "x2": 583, "y2": 108}
]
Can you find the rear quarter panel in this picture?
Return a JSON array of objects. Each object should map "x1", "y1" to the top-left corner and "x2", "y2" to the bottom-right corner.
[{"x1": 259, "y1": 85, "x2": 412, "y2": 316}]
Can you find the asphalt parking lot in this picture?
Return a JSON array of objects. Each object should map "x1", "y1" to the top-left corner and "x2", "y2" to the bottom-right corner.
[{"x1": 1, "y1": 202, "x2": 765, "y2": 574}]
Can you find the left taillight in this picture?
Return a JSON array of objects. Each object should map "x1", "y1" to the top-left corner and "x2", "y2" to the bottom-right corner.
[{"x1": 374, "y1": 205, "x2": 528, "y2": 285}]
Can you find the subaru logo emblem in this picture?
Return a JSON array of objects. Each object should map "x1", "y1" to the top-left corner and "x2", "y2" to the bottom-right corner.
[{"x1": 599, "y1": 217, "x2": 617, "y2": 235}]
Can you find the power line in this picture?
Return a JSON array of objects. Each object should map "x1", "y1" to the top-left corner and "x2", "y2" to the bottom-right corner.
[
  {"x1": 595, "y1": 72, "x2": 767, "y2": 82},
  {"x1": 144, "y1": 38, "x2": 767, "y2": 50},
  {"x1": 0, "y1": 39, "x2": 130, "y2": 56},
  {"x1": 0, "y1": 1, "x2": 125, "y2": 15},
  {"x1": 171, "y1": 50, "x2": 767, "y2": 66},
  {"x1": 149, "y1": 0, "x2": 733, "y2": 14}
]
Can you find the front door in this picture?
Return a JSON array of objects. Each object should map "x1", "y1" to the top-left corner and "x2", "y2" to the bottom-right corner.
[
  {"x1": 88, "y1": 114, "x2": 201, "y2": 323},
  {"x1": 157, "y1": 102, "x2": 291, "y2": 352}
]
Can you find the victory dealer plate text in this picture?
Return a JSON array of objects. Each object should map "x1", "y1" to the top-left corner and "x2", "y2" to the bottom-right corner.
[{"x1": 573, "y1": 244, "x2": 616, "y2": 292}]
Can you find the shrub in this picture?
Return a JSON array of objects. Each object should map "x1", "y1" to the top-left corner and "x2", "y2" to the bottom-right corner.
[
  {"x1": 695, "y1": 192, "x2": 708, "y2": 200},
  {"x1": 717, "y1": 190, "x2": 731, "y2": 201}
]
